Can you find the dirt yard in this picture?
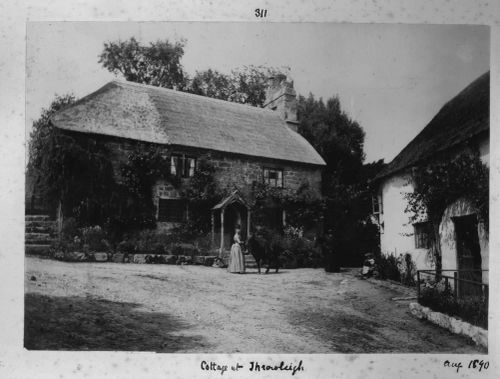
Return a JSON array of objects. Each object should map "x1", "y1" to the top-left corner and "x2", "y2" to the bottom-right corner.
[{"x1": 24, "y1": 256, "x2": 484, "y2": 353}]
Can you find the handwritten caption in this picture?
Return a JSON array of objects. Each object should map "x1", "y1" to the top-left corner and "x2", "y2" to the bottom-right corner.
[
  {"x1": 444, "y1": 359, "x2": 489, "y2": 373},
  {"x1": 201, "y1": 360, "x2": 304, "y2": 376}
]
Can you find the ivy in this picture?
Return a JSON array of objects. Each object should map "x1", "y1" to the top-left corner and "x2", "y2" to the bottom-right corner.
[
  {"x1": 405, "y1": 152, "x2": 489, "y2": 273},
  {"x1": 251, "y1": 181, "x2": 324, "y2": 234}
]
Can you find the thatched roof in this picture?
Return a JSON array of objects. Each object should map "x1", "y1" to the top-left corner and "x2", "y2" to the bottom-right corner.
[
  {"x1": 51, "y1": 80, "x2": 325, "y2": 166},
  {"x1": 375, "y1": 71, "x2": 489, "y2": 180}
]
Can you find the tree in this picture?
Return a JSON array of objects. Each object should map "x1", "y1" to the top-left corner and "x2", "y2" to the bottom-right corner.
[
  {"x1": 98, "y1": 37, "x2": 188, "y2": 90},
  {"x1": 297, "y1": 93, "x2": 381, "y2": 266},
  {"x1": 189, "y1": 65, "x2": 284, "y2": 107},
  {"x1": 27, "y1": 95, "x2": 76, "y2": 211}
]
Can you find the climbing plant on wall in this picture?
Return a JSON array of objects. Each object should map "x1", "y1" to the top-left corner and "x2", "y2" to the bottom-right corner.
[
  {"x1": 251, "y1": 181, "x2": 324, "y2": 234},
  {"x1": 117, "y1": 145, "x2": 180, "y2": 233},
  {"x1": 404, "y1": 151, "x2": 489, "y2": 273}
]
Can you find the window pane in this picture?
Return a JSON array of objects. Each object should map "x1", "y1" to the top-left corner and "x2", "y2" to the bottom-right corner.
[
  {"x1": 414, "y1": 222, "x2": 430, "y2": 248},
  {"x1": 277, "y1": 170, "x2": 283, "y2": 187},
  {"x1": 188, "y1": 158, "x2": 196, "y2": 177},
  {"x1": 178, "y1": 156, "x2": 184, "y2": 177},
  {"x1": 170, "y1": 156, "x2": 178, "y2": 175},
  {"x1": 158, "y1": 199, "x2": 185, "y2": 222}
]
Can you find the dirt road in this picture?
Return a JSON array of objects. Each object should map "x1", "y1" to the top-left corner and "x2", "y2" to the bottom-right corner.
[{"x1": 24, "y1": 257, "x2": 484, "y2": 353}]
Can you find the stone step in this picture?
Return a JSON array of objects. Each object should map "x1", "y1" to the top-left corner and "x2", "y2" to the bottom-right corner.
[
  {"x1": 25, "y1": 234, "x2": 53, "y2": 245},
  {"x1": 25, "y1": 244, "x2": 52, "y2": 256},
  {"x1": 25, "y1": 225, "x2": 55, "y2": 234},
  {"x1": 244, "y1": 254, "x2": 258, "y2": 268},
  {"x1": 25, "y1": 215, "x2": 52, "y2": 222},
  {"x1": 25, "y1": 219, "x2": 56, "y2": 228}
]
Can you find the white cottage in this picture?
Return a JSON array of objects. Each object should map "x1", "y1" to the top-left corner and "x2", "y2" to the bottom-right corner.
[{"x1": 373, "y1": 72, "x2": 489, "y2": 284}]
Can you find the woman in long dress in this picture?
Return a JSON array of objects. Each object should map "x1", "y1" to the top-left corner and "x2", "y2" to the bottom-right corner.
[{"x1": 227, "y1": 226, "x2": 245, "y2": 273}]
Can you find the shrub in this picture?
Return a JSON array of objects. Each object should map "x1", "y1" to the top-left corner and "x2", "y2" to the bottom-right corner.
[
  {"x1": 376, "y1": 253, "x2": 401, "y2": 282},
  {"x1": 61, "y1": 217, "x2": 79, "y2": 241},
  {"x1": 280, "y1": 234, "x2": 322, "y2": 268},
  {"x1": 419, "y1": 283, "x2": 488, "y2": 329},
  {"x1": 376, "y1": 253, "x2": 416, "y2": 286},
  {"x1": 117, "y1": 240, "x2": 136, "y2": 255},
  {"x1": 80, "y1": 225, "x2": 111, "y2": 252}
]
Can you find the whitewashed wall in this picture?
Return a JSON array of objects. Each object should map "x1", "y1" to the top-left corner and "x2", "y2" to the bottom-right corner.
[
  {"x1": 379, "y1": 174, "x2": 434, "y2": 271},
  {"x1": 379, "y1": 134, "x2": 489, "y2": 276}
]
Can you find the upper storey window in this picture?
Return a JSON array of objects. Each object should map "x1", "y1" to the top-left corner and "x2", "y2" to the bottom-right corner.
[
  {"x1": 170, "y1": 154, "x2": 196, "y2": 178},
  {"x1": 263, "y1": 168, "x2": 284, "y2": 188}
]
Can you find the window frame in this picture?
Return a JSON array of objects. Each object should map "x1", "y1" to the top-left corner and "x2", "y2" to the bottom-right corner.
[
  {"x1": 263, "y1": 167, "x2": 284, "y2": 188},
  {"x1": 372, "y1": 193, "x2": 383, "y2": 215},
  {"x1": 414, "y1": 221, "x2": 431, "y2": 249},
  {"x1": 170, "y1": 153, "x2": 197, "y2": 178},
  {"x1": 157, "y1": 198, "x2": 187, "y2": 223}
]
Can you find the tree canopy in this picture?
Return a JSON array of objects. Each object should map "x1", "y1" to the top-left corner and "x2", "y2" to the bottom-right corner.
[{"x1": 98, "y1": 37, "x2": 188, "y2": 90}]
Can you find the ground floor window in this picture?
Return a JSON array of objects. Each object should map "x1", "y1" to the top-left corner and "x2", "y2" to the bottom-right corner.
[
  {"x1": 158, "y1": 199, "x2": 186, "y2": 222},
  {"x1": 414, "y1": 221, "x2": 431, "y2": 249}
]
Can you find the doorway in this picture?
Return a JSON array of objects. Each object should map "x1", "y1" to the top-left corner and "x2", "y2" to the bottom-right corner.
[
  {"x1": 223, "y1": 202, "x2": 248, "y2": 249},
  {"x1": 453, "y1": 214, "x2": 482, "y2": 295}
]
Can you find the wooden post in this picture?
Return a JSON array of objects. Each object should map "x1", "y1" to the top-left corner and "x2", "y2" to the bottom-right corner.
[
  {"x1": 454, "y1": 272, "x2": 458, "y2": 299},
  {"x1": 211, "y1": 211, "x2": 215, "y2": 248},
  {"x1": 247, "y1": 209, "x2": 251, "y2": 239},
  {"x1": 220, "y1": 208, "x2": 225, "y2": 256},
  {"x1": 416, "y1": 271, "x2": 420, "y2": 300}
]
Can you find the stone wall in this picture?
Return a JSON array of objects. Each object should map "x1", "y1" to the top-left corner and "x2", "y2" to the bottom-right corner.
[
  {"x1": 61, "y1": 130, "x2": 323, "y2": 230},
  {"x1": 209, "y1": 154, "x2": 322, "y2": 198}
]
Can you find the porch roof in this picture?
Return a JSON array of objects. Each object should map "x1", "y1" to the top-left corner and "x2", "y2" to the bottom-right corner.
[{"x1": 212, "y1": 190, "x2": 248, "y2": 210}]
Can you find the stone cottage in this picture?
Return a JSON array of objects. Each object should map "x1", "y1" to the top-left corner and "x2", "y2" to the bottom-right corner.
[
  {"x1": 373, "y1": 71, "x2": 489, "y2": 285},
  {"x1": 48, "y1": 76, "x2": 325, "y2": 252}
]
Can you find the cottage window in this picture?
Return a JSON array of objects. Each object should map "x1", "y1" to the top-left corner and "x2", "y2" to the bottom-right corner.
[
  {"x1": 263, "y1": 168, "x2": 283, "y2": 188},
  {"x1": 372, "y1": 193, "x2": 383, "y2": 214},
  {"x1": 158, "y1": 199, "x2": 186, "y2": 222},
  {"x1": 414, "y1": 222, "x2": 431, "y2": 249},
  {"x1": 170, "y1": 154, "x2": 197, "y2": 178}
]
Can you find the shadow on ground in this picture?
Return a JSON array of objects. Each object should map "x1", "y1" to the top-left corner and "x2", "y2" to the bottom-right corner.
[{"x1": 25, "y1": 293, "x2": 206, "y2": 352}]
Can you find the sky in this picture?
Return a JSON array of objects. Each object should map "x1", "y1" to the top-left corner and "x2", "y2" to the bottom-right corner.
[{"x1": 26, "y1": 22, "x2": 489, "y2": 163}]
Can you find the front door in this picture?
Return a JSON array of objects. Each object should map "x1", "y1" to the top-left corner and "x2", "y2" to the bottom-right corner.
[
  {"x1": 223, "y1": 203, "x2": 247, "y2": 249},
  {"x1": 454, "y1": 214, "x2": 482, "y2": 297}
]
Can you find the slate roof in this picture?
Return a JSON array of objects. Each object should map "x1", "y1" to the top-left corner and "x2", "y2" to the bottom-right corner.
[
  {"x1": 51, "y1": 80, "x2": 325, "y2": 166},
  {"x1": 375, "y1": 71, "x2": 489, "y2": 180}
]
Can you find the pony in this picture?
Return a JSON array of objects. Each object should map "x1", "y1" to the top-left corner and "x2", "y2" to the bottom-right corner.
[{"x1": 246, "y1": 231, "x2": 282, "y2": 274}]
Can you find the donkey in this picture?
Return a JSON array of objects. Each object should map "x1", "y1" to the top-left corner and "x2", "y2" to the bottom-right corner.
[{"x1": 246, "y1": 232, "x2": 282, "y2": 274}]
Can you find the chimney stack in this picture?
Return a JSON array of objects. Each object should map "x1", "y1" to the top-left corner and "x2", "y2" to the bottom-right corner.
[{"x1": 264, "y1": 69, "x2": 299, "y2": 132}]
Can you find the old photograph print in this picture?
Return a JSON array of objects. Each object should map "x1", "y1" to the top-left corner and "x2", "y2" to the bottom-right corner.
[{"x1": 25, "y1": 22, "x2": 489, "y2": 353}]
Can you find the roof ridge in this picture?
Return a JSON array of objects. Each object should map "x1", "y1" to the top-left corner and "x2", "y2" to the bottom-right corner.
[{"x1": 111, "y1": 79, "x2": 279, "y2": 115}]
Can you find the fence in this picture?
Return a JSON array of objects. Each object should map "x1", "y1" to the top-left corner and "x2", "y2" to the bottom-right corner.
[{"x1": 416, "y1": 270, "x2": 488, "y2": 329}]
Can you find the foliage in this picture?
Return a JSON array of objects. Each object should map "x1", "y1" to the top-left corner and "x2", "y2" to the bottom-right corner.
[
  {"x1": 250, "y1": 181, "x2": 324, "y2": 235},
  {"x1": 28, "y1": 94, "x2": 76, "y2": 173},
  {"x1": 419, "y1": 282, "x2": 488, "y2": 329},
  {"x1": 37, "y1": 130, "x2": 116, "y2": 225},
  {"x1": 176, "y1": 155, "x2": 223, "y2": 241},
  {"x1": 297, "y1": 93, "x2": 382, "y2": 266},
  {"x1": 99, "y1": 37, "x2": 188, "y2": 90},
  {"x1": 376, "y1": 254, "x2": 401, "y2": 282},
  {"x1": 190, "y1": 65, "x2": 285, "y2": 107},
  {"x1": 27, "y1": 95, "x2": 76, "y2": 212},
  {"x1": 405, "y1": 152, "x2": 489, "y2": 272},
  {"x1": 80, "y1": 225, "x2": 111, "y2": 252},
  {"x1": 297, "y1": 94, "x2": 365, "y2": 187},
  {"x1": 117, "y1": 146, "x2": 179, "y2": 233},
  {"x1": 280, "y1": 233, "x2": 323, "y2": 269},
  {"x1": 376, "y1": 253, "x2": 417, "y2": 286}
]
